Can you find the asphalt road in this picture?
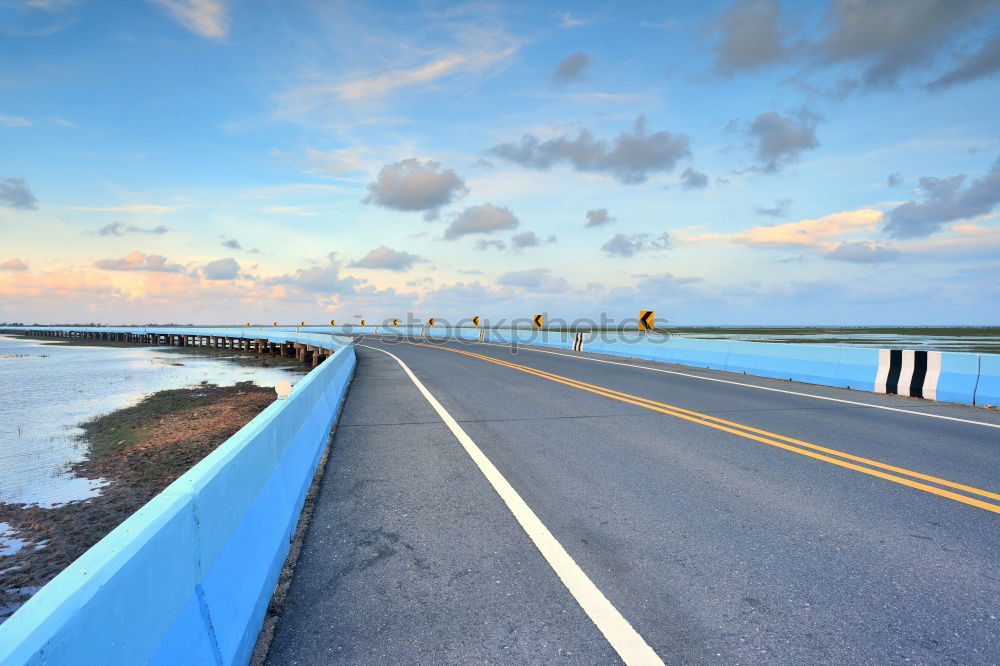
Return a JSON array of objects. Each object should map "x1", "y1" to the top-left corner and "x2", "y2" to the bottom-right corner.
[{"x1": 265, "y1": 336, "x2": 1000, "y2": 665}]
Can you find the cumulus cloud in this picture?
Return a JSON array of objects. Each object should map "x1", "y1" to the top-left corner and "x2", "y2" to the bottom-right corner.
[
  {"x1": 0, "y1": 177, "x2": 38, "y2": 209},
  {"x1": 585, "y1": 208, "x2": 615, "y2": 227},
  {"x1": 1, "y1": 258, "x2": 28, "y2": 272},
  {"x1": 887, "y1": 173, "x2": 903, "y2": 188},
  {"x1": 926, "y1": 34, "x2": 1000, "y2": 90},
  {"x1": 740, "y1": 111, "x2": 820, "y2": 172},
  {"x1": 883, "y1": 157, "x2": 1000, "y2": 238},
  {"x1": 349, "y1": 245, "x2": 425, "y2": 271},
  {"x1": 712, "y1": 0, "x2": 788, "y2": 75},
  {"x1": 474, "y1": 239, "x2": 506, "y2": 251},
  {"x1": 95, "y1": 222, "x2": 169, "y2": 236},
  {"x1": 816, "y1": 0, "x2": 998, "y2": 89},
  {"x1": 825, "y1": 241, "x2": 900, "y2": 263},
  {"x1": 754, "y1": 199, "x2": 792, "y2": 217},
  {"x1": 151, "y1": 0, "x2": 229, "y2": 39},
  {"x1": 221, "y1": 237, "x2": 241, "y2": 249},
  {"x1": 444, "y1": 203, "x2": 519, "y2": 240},
  {"x1": 680, "y1": 167, "x2": 709, "y2": 189},
  {"x1": 510, "y1": 230, "x2": 556, "y2": 250},
  {"x1": 201, "y1": 257, "x2": 240, "y2": 280},
  {"x1": 94, "y1": 250, "x2": 184, "y2": 273},
  {"x1": 490, "y1": 116, "x2": 692, "y2": 184},
  {"x1": 601, "y1": 232, "x2": 672, "y2": 257},
  {"x1": 265, "y1": 253, "x2": 360, "y2": 295},
  {"x1": 362, "y1": 158, "x2": 468, "y2": 218},
  {"x1": 552, "y1": 51, "x2": 590, "y2": 85}
]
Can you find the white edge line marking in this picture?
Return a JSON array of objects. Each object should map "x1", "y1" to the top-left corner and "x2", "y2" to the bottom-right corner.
[
  {"x1": 360, "y1": 344, "x2": 664, "y2": 666},
  {"x1": 458, "y1": 339, "x2": 1000, "y2": 430}
]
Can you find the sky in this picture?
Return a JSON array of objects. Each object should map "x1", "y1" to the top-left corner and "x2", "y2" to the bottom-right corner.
[{"x1": 2, "y1": 0, "x2": 999, "y2": 326}]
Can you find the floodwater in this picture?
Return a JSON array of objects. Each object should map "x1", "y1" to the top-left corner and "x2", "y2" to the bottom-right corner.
[{"x1": 0, "y1": 336, "x2": 308, "y2": 513}]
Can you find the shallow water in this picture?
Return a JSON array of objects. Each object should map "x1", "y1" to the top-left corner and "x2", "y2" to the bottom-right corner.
[
  {"x1": 669, "y1": 329, "x2": 1000, "y2": 354},
  {"x1": 0, "y1": 336, "x2": 308, "y2": 507}
]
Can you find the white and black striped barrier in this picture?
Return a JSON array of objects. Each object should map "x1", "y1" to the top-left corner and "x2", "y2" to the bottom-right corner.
[{"x1": 875, "y1": 349, "x2": 942, "y2": 400}]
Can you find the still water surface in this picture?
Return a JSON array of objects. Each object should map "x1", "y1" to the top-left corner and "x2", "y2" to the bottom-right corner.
[{"x1": 0, "y1": 336, "x2": 307, "y2": 509}]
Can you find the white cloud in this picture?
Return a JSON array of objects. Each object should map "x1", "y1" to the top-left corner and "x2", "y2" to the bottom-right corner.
[
  {"x1": 363, "y1": 159, "x2": 467, "y2": 216},
  {"x1": 601, "y1": 232, "x2": 672, "y2": 257},
  {"x1": 277, "y1": 34, "x2": 520, "y2": 115},
  {"x1": 0, "y1": 115, "x2": 31, "y2": 127},
  {"x1": 150, "y1": 0, "x2": 229, "y2": 39},
  {"x1": 349, "y1": 246, "x2": 425, "y2": 272},
  {"x1": 94, "y1": 250, "x2": 184, "y2": 273},
  {"x1": 732, "y1": 209, "x2": 883, "y2": 251},
  {"x1": 201, "y1": 257, "x2": 240, "y2": 280},
  {"x1": 445, "y1": 204, "x2": 519, "y2": 240}
]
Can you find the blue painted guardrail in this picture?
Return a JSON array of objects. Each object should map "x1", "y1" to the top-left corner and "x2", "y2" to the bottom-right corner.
[{"x1": 0, "y1": 327, "x2": 356, "y2": 665}]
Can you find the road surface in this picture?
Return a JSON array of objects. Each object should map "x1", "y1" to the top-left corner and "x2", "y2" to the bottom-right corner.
[{"x1": 264, "y1": 336, "x2": 1000, "y2": 664}]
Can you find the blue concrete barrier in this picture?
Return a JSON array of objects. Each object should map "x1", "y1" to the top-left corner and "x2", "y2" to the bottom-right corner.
[
  {"x1": 935, "y1": 352, "x2": 980, "y2": 405},
  {"x1": 974, "y1": 354, "x2": 1000, "y2": 406},
  {"x1": 0, "y1": 328, "x2": 356, "y2": 665},
  {"x1": 833, "y1": 346, "x2": 880, "y2": 391},
  {"x1": 725, "y1": 341, "x2": 842, "y2": 385}
]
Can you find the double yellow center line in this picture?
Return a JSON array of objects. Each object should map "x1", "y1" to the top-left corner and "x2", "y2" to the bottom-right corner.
[{"x1": 402, "y1": 340, "x2": 1000, "y2": 514}]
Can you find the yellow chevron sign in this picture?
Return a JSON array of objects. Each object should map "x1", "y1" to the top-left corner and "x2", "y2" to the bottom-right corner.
[
  {"x1": 472, "y1": 315, "x2": 480, "y2": 327},
  {"x1": 273, "y1": 321, "x2": 278, "y2": 327},
  {"x1": 428, "y1": 317, "x2": 435, "y2": 326},
  {"x1": 638, "y1": 310, "x2": 654, "y2": 331},
  {"x1": 360, "y1": 319, "x2": 366, "y2": 326},
  {"x1": 330, "y1": 319, "x2": 335, "y2": 326},
  {"x1": 392, "y1": 318, "x2": 399, "y2": 326},
  {"x1": 245, "y1": 322, "x2": 250, "y2": 327},
  {"x1": 300, "y1": 321, "x2": 306, "y2": 326},
  {"x1": 533, "y1": 314, "x2": 543, "y2": 328}
]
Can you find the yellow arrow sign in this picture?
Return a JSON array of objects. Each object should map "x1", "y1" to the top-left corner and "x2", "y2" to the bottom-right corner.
[
  {"x1": 245, "y1": 322, "x2": 251, "y2": 327},
  {"x1": 638, "y1": 310, "x2": 654, "y2": 331},
  {"x1": 300, "y1": 321, "x2": 306, "y2": 326},
  {"x1": 392, "y1": 318, "x2": 399, "y2": 326},
  {"x1": 533, "y1": 313, "x2": 543, "y2": 328},
  {"x1": 273, "y1": 321, "x2": 278, "y2": 327},
  {"x1": 428, "y1": 317, "x2": 435, "y2": 326},
  {"x1": 330, "y1": 319, "x2": 335, "y2": 326},
  {"x1": 360, "y1": 319, "x2": 366, "y2": 326},
  {"x1": 472, "y1": 315, "x2": 480, "y2": 327}
]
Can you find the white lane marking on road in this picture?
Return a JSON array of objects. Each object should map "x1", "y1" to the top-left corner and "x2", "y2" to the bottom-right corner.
[
  {"x1": 462, "y1": 340, "x2": 1000, "y2": 430},
  {"x1": 361, "y1": 344, "x2": 664, "y2": 666}
]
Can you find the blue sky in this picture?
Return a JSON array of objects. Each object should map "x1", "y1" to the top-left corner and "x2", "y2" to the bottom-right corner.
[{"x1": 2, "y1": 0, "x2": 999, "y2": 325}]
